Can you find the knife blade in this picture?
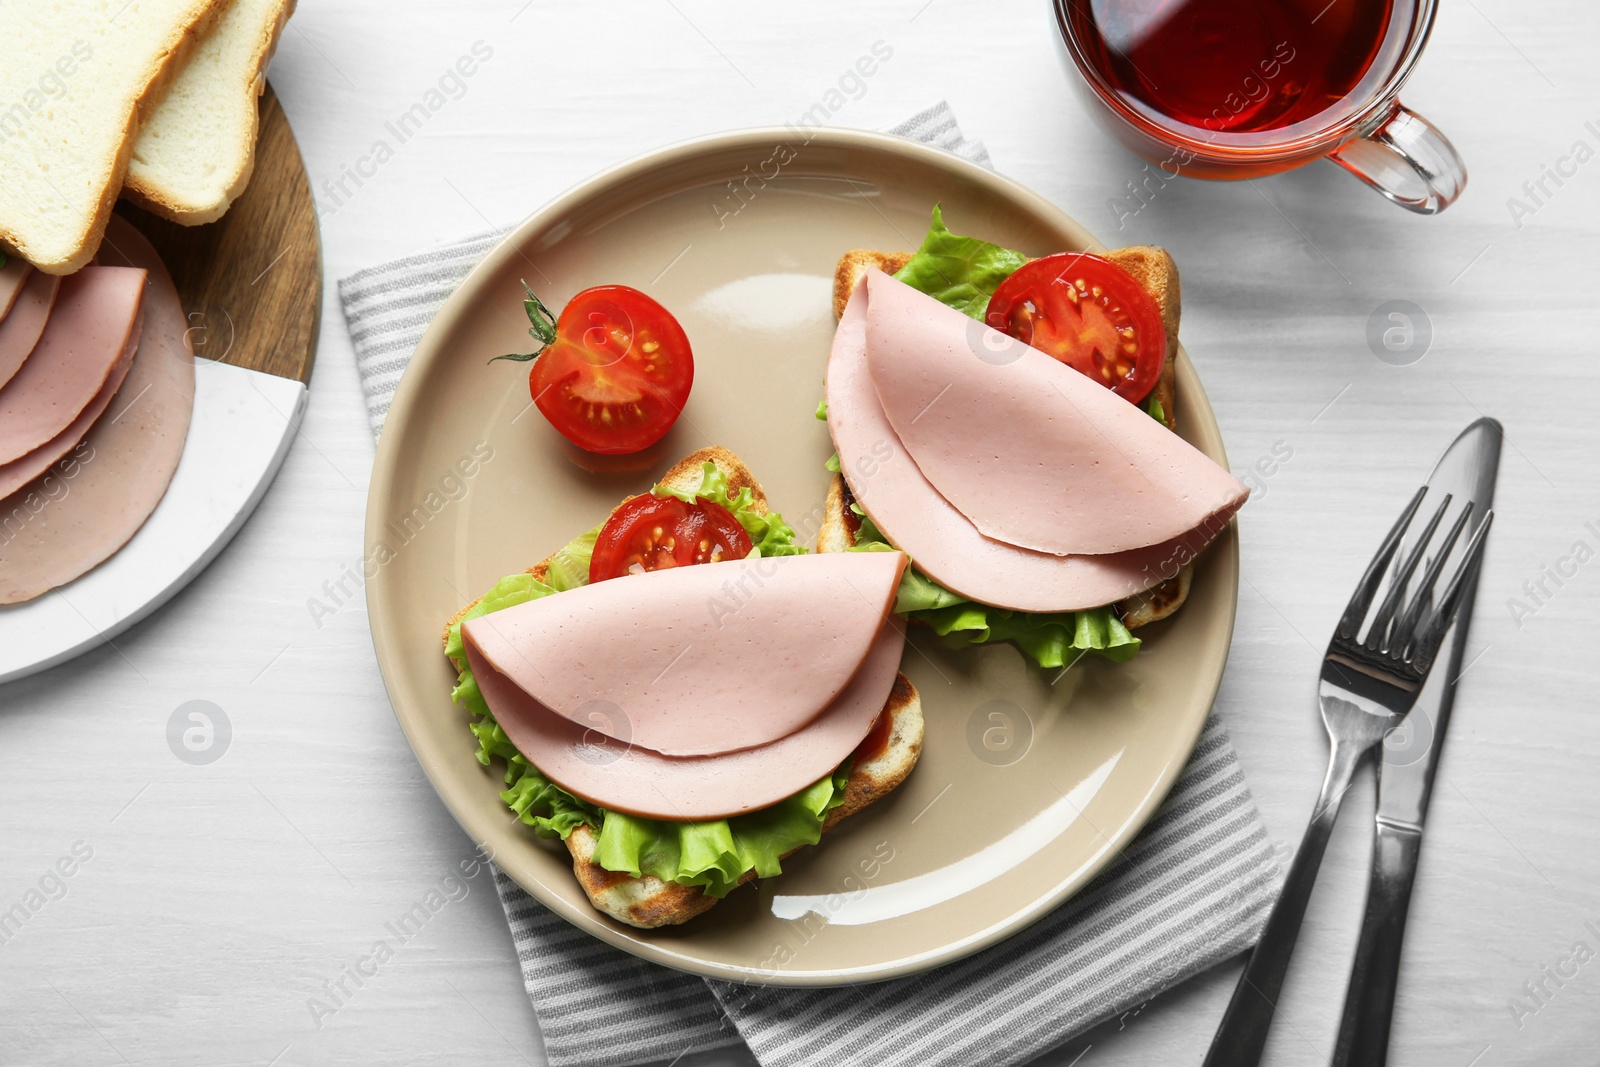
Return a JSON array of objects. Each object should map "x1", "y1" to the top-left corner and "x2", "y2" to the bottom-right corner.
[{"x1": 1331, "y1": 416, "x2": 1503, "y2": 1066}]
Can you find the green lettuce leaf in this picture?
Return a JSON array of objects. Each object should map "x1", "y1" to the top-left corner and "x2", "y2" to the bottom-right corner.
[
  {"x1": 596, "y1": 766, "x2": 850, "y2": 898},
  {"x1": 446, "y1": 463, "x2": 837, "y2": 893},
  {"x1": 911, "y1": 602, "x2": 1141, "y2": 666},
  {"x1": 847, "y1": 504, "x2": 1140, "y2": 666},
  {"x1": 445, "y1": 570, "x2": 559, "y2": 721},
  {"x1": 501, "y1": 761, "x2": 600, "y2": 839},
  {"x1": 654, "y1": 461, "x2": 806, "y2": 558},
  {"x1": 848, "y1": 532, "x2": 966, "y2": 613},
  {"x1": 544, "y1": 527, "x2": 597, "y2": 592},
  {"x1": 891, "y1": 203, "x2": 1028, "y2": 319}
]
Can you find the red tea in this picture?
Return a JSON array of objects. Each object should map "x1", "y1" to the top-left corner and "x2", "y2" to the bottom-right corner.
[{"x1": 1067, "y1": 0, "x2": 1403, "y2": 135}]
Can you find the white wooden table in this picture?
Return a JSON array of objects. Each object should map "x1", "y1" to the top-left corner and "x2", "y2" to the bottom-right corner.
[{"x1": 4, "y1": 2, "x2": 1597, "y2": 1064}]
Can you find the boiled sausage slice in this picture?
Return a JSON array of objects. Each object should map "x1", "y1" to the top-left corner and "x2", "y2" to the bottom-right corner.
[
  {"x1": 465, "y1": 618, "x2": 903, "y2": 820},
  {"x1": 860, "y1": 270, "x2": 1248, "y2": 557},
  {"x1": 0, "y1": 268, "x2": 145, "y2": 464},
  {"x1": 463, "y1": 551, "x2": 906, "y2": 757}
]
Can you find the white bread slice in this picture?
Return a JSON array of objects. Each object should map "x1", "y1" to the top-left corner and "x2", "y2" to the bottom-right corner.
[
  {"x1": 826, "y1": 248, "x2": 1191, "y2": 628},
  {"x1": 444, "y1": 446, "x2": 924, "y2": 928},
  {"x1": 0, "y1": 0, "x2": 225, "y2": 273},
  {"x1": 124, "y1": 0, "x2": 295, "y2": 225}
]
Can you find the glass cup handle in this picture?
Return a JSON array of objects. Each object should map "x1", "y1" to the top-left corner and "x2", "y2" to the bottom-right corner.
[{"x1": 1327, "y1": 103, "x2": 1467, "y2": 215}]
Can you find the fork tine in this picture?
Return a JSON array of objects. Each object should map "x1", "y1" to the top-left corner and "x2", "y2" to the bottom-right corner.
[
  {"x1": 1336, "y1": 486, "x2": 1428, "y2": 642},
  {"x1": 1390, "y1": 501, "x2": 1475, "y2": 653},
  {"x1": 1410, "y1": 511, "x2": 1495, "y2": 667},
  {"x1": 1365, "y1": 493, "x2": 1454, "y2": 652}
]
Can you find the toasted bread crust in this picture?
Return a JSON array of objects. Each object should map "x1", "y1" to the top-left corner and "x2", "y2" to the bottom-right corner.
[
  {"x1": 444, "y1": 446, "x2": 923, "y2": 929},
  {"x1": 566, "y1": 825, "x2": 724, "y2": 927},
  {"x1": 823, "y1": 672, "x2": 922, "y2": 829},
  {"x1": 826, "y1": 245, "x2": 1190, "y2": 627},
  {"x1": 817, "y1": 472, "x2": 857, "y2": 555},
  {"x1": 1105, "y1": 246, "x2": 1179, "y2": 433},
  {"x1": 832, "y1": 249, "x2": 913, "y2": 321},
  {"x1": 1118, "y1": 561, "x2": 1194, "y2": 628}
]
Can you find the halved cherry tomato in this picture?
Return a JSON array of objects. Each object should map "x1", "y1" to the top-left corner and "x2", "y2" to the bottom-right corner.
[
  {"x1": 984, "y1": 253, "x2": 1166, "y2": 405},
  {"x1": 589, "y1": 493, "x2": 753, "y2": 583},
  {"x1": 494, "y1": 283, "x2": 693, "y2": 454}
]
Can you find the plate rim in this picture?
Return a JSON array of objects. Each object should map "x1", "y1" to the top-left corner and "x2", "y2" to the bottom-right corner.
[{"x1": 365, "y1": 125, "x2": 1239, "y2": 985}]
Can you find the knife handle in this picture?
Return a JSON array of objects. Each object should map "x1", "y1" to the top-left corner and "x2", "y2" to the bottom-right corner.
[
  {"x1": 1331, "y1": 822, "x2": 1423, "y2": 1067},
  {"x1": 1202, "y1": 738, "x2": 1365, "y2": 1067}
]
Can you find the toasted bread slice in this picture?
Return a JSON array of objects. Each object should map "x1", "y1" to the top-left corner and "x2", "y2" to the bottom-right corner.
[
  {"x1": 0, "y1": 0, "x2": 226, "y2": 273},
  {"x1": 826, "y1": 247, "x2": 1190, "y2": 628},
  {"x1": 124, "y1": 0, "x2": 297, "y2": 224},
  {"x1": 444, "y1": 445, "x2": 924, "y2": 928}
]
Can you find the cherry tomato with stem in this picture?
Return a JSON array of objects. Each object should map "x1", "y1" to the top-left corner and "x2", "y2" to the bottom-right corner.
[{"x1": 493, "y1": 282, "x2": 694, "y2": 454}]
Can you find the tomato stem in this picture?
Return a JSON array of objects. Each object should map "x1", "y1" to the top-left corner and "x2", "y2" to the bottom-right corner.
[{"x1": 488, "y1": 280, "x2": 558, "y2": 364}]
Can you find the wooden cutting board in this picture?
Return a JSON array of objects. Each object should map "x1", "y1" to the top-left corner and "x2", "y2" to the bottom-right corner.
[{"x1": 115, "y1": 82, "x2": 320, "y2": 384}]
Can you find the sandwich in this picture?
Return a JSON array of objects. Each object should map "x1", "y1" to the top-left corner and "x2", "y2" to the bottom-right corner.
[
  {"x1": 443, "y1": 447, "x2": 922, "y2": 928},
  {"x1": 816, "y1": 207, "x2": 1248, "y2": 668}
]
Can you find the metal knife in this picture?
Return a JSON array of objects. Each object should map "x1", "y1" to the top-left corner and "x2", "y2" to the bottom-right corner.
[{"x1": 1330, "y1": 416, "x2": 1503, "y2": 1066}]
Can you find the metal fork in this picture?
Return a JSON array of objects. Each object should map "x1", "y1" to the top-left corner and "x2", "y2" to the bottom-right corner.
[{"x1": 1202, "y1": 486, "x2": 1494, "y2": 1067}]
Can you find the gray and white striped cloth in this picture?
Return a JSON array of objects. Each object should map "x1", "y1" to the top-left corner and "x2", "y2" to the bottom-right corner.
[{"x1": 339, "y1": 102, "x2": 1279, "y2": 1067}]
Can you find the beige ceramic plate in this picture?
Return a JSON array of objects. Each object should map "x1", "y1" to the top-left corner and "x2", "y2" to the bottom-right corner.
[{"x1": 366, "y1": 129, "x2": 1238, "y2": 985}]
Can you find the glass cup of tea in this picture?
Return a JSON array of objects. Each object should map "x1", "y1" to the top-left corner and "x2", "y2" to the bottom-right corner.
[{"x1": 1053, "y1": 0, "x2": 1467, "y2": 213}]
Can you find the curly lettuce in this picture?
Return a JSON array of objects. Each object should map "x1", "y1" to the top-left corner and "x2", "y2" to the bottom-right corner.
[
  {"x1": 891, "y1": 203, "x2": 1028, "y2": 318},
  {"x1": 848, "y1": 507, "x2": 1140, "y2": 666},
  {"x1": 596, "y1": 768, "x2": 850, "y2": 898},
  {"x1": 446, "y1": 461, "x2": 845, "y2": 896}
]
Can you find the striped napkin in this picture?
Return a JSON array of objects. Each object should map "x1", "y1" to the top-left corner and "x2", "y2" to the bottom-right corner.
[{"x1": 339, "y1": 102, "x2": 1279, "y2": 1067}]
